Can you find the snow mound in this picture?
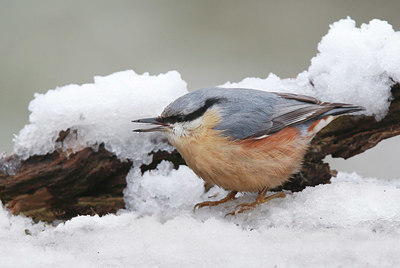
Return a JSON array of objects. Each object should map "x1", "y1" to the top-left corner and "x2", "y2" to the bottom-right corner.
[
  {"x1": 1, "y1": 170, "x2": 400, "y2": 267},
  {"x1": 13, "y1": 70, "x2": 187, "y2": 162},
  {"x1": 124, "y1": 161, "x2": 206, "y2": 219},
  {"x1": 222, "y1": 18, "x2": 400, "y2": 119},
  {"x1": 125, "y1": 163, "x2": 400, "y2": 231}
]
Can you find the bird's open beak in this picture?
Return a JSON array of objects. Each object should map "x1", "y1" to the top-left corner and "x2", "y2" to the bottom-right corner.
[{"x1": 132, "y1": 117, "x2": 168, "y2": 132}]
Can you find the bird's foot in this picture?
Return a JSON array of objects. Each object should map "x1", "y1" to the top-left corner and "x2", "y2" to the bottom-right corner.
[
  {"x1": 193, "y1": 191, "x2": 237, "y2": 212},
  {"x1": 225, "y1": 191, "x2": 286, "y2": 217}
]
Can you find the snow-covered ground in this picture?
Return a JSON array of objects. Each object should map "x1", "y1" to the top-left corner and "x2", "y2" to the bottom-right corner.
[
  {"x1": 2, "y1": 18, "x2": 400, "y2": 267},
  {"x1": 1, "y1": 170, "x2": 400, "y2": 267}
]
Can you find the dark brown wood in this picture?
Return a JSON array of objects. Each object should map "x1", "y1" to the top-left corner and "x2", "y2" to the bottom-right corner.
[
  {"x1": 0, "y1": 146, "x2": 131, "y2": 222},
  {"x1": 0, "y1": 83, "x2": 399, "y2": 221}
]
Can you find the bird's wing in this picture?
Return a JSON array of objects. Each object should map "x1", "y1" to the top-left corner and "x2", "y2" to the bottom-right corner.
[
  {"x1": 214, "y1": 90, "x2": 362, "y2": 140},
  {"x1": 253, "y1": 92, "x2": 333, "y2": 136}
]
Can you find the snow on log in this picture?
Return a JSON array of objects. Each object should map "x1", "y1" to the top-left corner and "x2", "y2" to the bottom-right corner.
[{"x1": 0, "y1": 83, "x2": 398, "y2": 221}]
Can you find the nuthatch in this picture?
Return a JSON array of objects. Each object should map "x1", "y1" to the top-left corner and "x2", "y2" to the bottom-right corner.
[{"x1": 133, "y1": 87, "x2": 364, "y2": 215}]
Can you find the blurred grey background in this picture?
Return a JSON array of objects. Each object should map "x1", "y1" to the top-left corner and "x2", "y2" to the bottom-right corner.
[{"x1": 1, "y1": 0, "x2": 399, "y2": 178}]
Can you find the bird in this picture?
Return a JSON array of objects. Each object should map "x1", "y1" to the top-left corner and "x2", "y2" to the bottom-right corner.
[{"x1": 132, "y1": 87, "x2": 364, "y2": 216}]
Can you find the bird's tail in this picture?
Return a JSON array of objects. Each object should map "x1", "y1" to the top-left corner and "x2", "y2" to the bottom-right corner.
[{"x1": 322, "y1": 103, "x2": 365, "y2": 117}]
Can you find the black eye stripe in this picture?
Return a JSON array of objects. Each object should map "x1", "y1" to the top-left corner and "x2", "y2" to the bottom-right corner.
[
  {"x1": 161, "y1": 114, "x2": 184, "y2": 124},
  {"x1": 161, "y1": 97, "x2": 222, "y2": 124}
]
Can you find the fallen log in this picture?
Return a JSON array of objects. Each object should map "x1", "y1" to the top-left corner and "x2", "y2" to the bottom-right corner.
[{"x1": 0, "y1": 83, "x2": 399, "y2": 222}]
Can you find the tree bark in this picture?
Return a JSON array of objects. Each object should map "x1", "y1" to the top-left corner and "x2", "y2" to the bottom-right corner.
[{"x1": 0, "y1": 83, "x2": 399, "y2": 222}]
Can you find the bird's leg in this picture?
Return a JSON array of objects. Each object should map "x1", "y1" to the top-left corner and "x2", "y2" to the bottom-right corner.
[
  {"x1": 193, "y1": 191, "x2": 238, "y2": 211},
  {"x1": 225, "y1": 188, "x2": 286, "y2": 217}
]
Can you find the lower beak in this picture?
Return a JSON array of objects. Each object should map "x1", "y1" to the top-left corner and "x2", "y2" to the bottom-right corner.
[{"x1": 132, "y1": 117, "x2": 168, "y2": 133}]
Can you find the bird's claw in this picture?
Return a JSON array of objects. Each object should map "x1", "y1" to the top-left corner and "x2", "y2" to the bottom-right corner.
[
  {"x1": 193, "y1": 191, "x2": 238, "y2": 213},
  {"x1": 225, "y1": 191, "x2": 286, "y2": 217},
  {"x1": 225, "y1": 202, "x2": 255, "y2": 217},
  {"x1": 224, "y1": 211, "x2": 236, "y2": 217},
  {"x1": 193, "y1": 202, "x2": 212, "y2": 212}
]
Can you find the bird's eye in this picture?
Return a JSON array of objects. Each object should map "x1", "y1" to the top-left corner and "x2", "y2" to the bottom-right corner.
[{"x1": 176, "y1": 115, "x2": 185, "y2": 122}]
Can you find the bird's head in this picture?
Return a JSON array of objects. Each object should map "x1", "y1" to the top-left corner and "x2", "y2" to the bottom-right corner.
[{"x1": 132, "y1": 89, "x2": 225, "y2": 143}]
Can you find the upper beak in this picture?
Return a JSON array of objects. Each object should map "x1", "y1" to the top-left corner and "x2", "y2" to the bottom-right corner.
[{"x1": 132, "y1": 117, "x2": 168, "y2": 132}]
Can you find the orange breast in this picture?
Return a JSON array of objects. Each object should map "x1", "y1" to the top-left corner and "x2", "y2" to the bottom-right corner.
[{"x1": 173, "y1": 124, "x2": 310, "y2": 192}]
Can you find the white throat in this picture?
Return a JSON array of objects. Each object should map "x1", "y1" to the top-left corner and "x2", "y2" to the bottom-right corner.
[{"x1": 167, "y1": 117, "x2": 203, "y2": 143}]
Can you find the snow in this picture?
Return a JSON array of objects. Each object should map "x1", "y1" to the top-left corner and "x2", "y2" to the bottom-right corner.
[
  {"x1": 3, "y1": 18, "x2": 400, "y2": 266},
  {"x1": 13, "y1": 70, "x2": 187, "y2": 162},
  {"x1": 222, "y1": 18, "x2": 400, "y2": 119},
  {"x1": 1, "y1": 170, "x2": 400, "y2": 267}
]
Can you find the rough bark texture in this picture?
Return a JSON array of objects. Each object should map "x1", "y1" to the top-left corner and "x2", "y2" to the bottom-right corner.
[
  {"x1": 0, "y1": 146, "x2": 131, "y2": 221},
  {"x1": 0, "y1": 83, "x2": 399, "y2": 222}
]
